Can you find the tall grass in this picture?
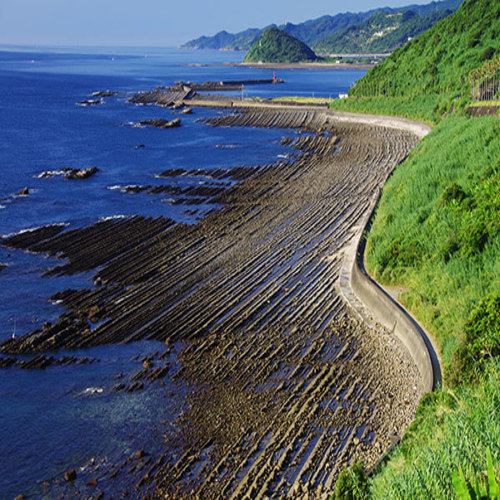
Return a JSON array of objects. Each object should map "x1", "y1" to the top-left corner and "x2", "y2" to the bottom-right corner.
[
  {"x1": 356, "y1": 114, "x2": 500, "y2": 497},
  {"x1": 329, "y1": 93, "x2": 470, "y2": 125},
  {"x1": 365, "y1": 115, "x2": 500, "y2": 368},
  {"x1": 370, "y1": 360, "x2": 500, "y2": 499}
]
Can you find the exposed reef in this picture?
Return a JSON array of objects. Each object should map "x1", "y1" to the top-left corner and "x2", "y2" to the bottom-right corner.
[
  {"x1": 139, "y1": 118, "x2": 181, "y2": 128},
  {"x1": 1, "y1": 107, "x2": 425, "y2": 497}
]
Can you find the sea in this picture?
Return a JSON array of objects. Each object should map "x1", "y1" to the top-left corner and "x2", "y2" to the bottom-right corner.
[{"x1": 0, "y1": 46, "x2": 366, "y2": 498}]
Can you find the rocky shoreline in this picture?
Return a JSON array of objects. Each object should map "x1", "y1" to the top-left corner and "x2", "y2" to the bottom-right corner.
[{"x1": 1, "y1": 104, "x2": 425, "y2": 498}]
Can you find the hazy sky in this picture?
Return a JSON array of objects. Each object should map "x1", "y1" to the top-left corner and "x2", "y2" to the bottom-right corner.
[{"x1": 0, "y1": 0, "x2": 437, "y2": 47}]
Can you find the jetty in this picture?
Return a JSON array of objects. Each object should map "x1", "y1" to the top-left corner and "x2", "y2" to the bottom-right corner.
[{"x1": 129, "y1": 78, "x2": 284, "y2": 106}]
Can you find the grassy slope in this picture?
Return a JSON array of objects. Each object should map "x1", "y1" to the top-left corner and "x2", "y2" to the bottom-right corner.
[
  {"x1": 330, "y1": 0, "x2": 500, "y2": 123},
  {"x1": 361, "y1": 116, "x2": 500, "y2": 499},
  {"x1": 328, "y1": 1, "x2": 500, "y2": 497},
  {"x1": 371, "y1": 359, "x2": 500, "y2": 498},
  {"x1": 349, "y1": 0, "x2": 500, "y2": 97},
  {"x1": 366, "y1": 115, "x2": 500, "y2": 366}
]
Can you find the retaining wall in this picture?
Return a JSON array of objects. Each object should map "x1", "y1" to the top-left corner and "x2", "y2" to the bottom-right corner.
[{"x1": 340, "y1": 188, "x2": 442, "y2": 392}]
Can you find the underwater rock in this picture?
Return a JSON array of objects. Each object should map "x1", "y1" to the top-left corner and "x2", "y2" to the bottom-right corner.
[
  {"x1": 64, "y1": 469, "x2": 77, "y2": 482},
  {"x1": 91, "y1": 90, "x2": 116, "y2": 97}
]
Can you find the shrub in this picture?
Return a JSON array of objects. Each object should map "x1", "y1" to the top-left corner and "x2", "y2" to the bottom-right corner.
[
  {"x1": 480, "y1": 46, "x2": 496, "y2": 61},
  {"x1": 451, "y1": 293, "x2": 500, "y2": 383},
  {"x1": 460, "y1": 220, "x2": 489, "y2": 257},
  {"x1": 334, "y1": 462, "x2": 369, "y2": 499},
  {"x1": 440, "y1": 183, "x2": 467, "y2": 205}
]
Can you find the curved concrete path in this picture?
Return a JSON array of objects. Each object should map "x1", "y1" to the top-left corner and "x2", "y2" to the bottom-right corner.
[{"x1": 339, "y1": 187, "x2": 442, "y2": 391}]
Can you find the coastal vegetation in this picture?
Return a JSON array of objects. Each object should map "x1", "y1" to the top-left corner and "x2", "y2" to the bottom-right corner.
[
  {"x1": 244, "y1": 28, "x2": 318, "y2": 63},
  {"x1": 335, "y1": 0, "x2": 499, "y2": 101},
  {"x1": 269, "y1": 96, "x2": 333, "y2": 104},
  {"x1": 330, "y1": 0, "x2": 500, "y2": 496}
]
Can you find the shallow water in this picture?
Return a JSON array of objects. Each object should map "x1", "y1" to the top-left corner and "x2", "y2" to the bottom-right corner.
[{"x1": 0, "y1": 45, "x2": 365, "y2": 497}]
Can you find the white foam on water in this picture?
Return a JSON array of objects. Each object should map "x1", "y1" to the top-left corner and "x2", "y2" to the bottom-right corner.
[
  {"x1": 81, "y1": 387, "x2": 104, "y2": 396},
  {"x1": 1, "y1": 223, "x2": 69, "y2": 239},
  {"x1": 98, "y1": 215, "x2": 128, "y2": 222}
]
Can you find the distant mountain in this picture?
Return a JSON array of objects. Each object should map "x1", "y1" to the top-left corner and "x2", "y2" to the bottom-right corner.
[
  {"x1": 182, "y1": 27, "x2": 264, "y2": 51},
  {"x1": 181, "y1": 0, "x2": 463, "y2": 52},
  {"x1": 279, "y1": 13, "x2": 373, "y2": 47},
  {"x1": 243, "y1": 28, "x2": 318, "y2": 63},
  {"x1": 313, "y1": 9, "x2": 453, "y2": 54}
]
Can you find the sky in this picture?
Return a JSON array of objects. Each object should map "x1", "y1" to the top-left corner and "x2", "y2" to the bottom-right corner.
[{"x1": 0, "y1": 0, "x2": 437, "y2": 47}]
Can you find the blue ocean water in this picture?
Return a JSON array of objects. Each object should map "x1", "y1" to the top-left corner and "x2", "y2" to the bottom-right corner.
[{"x1": 0, "y1": 46, "x2": 365, "y2": 498}]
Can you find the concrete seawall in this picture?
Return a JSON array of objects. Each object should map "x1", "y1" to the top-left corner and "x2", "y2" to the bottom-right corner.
[{"x1": 339, "y1": 185, "x2": 442, "y2": 392}]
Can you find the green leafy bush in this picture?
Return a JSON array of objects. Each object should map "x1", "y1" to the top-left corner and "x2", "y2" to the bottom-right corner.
[
  {"x1": 451, "y1": 293, "x2": 500, "y2": 383},
  {"x1": 440, "y1": 183, "x2": 467, "y2": 205},
  {"x1": 334, "y1": 462, "x2": 369, "y2": 499}
]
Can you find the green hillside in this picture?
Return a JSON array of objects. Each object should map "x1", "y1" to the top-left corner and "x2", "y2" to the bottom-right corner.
[
  {"x1": 349, "y1": 0, "x2": 500, "y2": 97},
  {"x1": 313, "y1": 9, "x2": 453, "y2": 54},
  {"x1": 331, "y1": 0, "x2": 500, "y2": 498},
  {"x1": 243, "y1": 28, "x2": 317, "y2": 63}
]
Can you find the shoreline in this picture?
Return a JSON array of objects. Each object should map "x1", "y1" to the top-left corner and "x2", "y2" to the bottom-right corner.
[
  {"x1": 1, "y1": 102, "x2": 432, "y2": 497},
  {"x1": 185, "y1": 61, "x2": 375, "y2": 70}
]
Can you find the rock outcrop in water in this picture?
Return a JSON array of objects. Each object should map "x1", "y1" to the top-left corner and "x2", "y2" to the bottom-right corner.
[
  {"x1": 15, "y1": 187, "x2": 29, "y2": 196},
  {"x1": 37, "y1": 167, "x2": 99, "y2": 180},
  {"x1": 139, "y1": 118, "x2": 181, "y2": 129},
  {"x1": 63, "y1": 167, "x2": 99, "y2": 180}
]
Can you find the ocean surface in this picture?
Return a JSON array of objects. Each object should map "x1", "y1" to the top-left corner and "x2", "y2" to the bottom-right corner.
[{"x1": 0, "y1": 46, "x2": 365, "y2": 498}]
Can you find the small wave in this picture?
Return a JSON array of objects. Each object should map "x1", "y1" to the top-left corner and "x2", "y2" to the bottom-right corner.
[
  {"x1": 35, "y1": 170, "x2": 66, "y2": 179},
  {"x1": 98, "y1": 215, "x2": 128, "y2": 222},
  {"x1": 81, "y1": 387, "x2": 104, "y2": 396},
  {"x1": 120, "y1": 121, "x2": 145, "y2": 128},
  {"x1": 0, "y1": 205, "x2": 5, "y2": 210},
  {"x1": 215, "y1": 144, "x2": 240, "y2": 149},
  {"x1": 106, "y1": 185, "x2": 122, "y2": 190},
  {"x1": 1, "y1": 223, "x2": 68, "y2": 239}
]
